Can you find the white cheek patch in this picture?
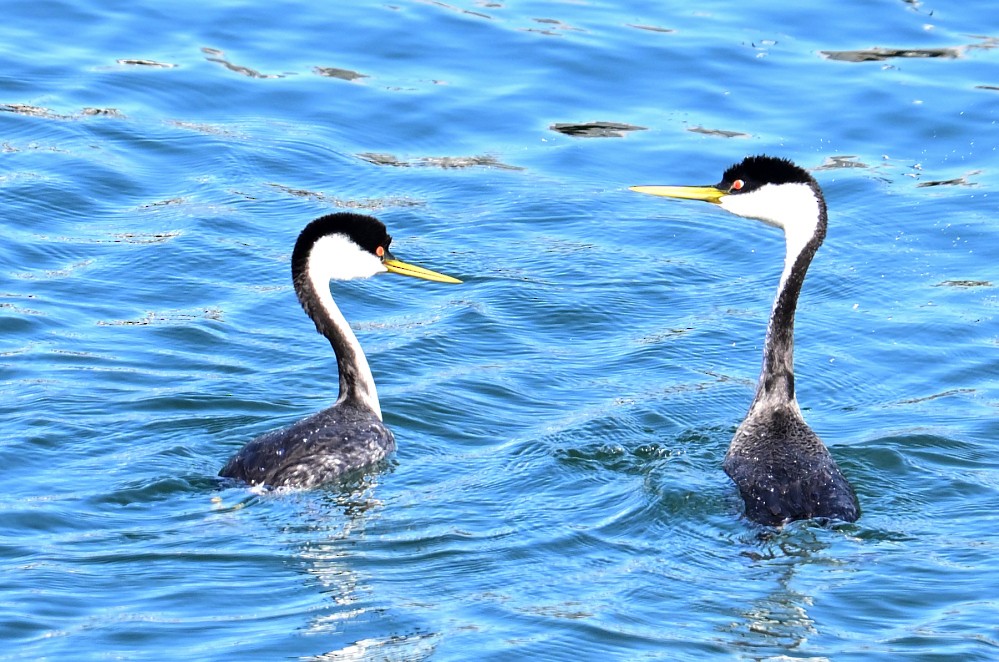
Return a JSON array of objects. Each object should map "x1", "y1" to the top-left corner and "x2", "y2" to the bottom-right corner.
[
  {"x1": 718, "y1": 182, "x2": 822, "y2": 291},
  {"x1": 719, "y1": 182, "x2": 818, "y2": 229},
  {"x1": 309, "y1": 234, "x2": 387, "y2": 282}
]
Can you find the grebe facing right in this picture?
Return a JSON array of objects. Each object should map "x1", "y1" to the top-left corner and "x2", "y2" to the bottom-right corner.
[
  {"x1": 632, "y1": 155, "x2": 859, "y2": 525},
  {"x1": 219, "y1": 212, "x2": 460, "y2": 489}
]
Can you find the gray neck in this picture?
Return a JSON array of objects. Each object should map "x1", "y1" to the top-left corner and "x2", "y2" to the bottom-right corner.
[{"x1": 750, "y1": 184, "x2": 827, "y2": 414}]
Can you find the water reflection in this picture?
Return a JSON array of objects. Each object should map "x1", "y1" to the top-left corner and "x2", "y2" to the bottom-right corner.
[
  {"x1": 723, "y1": 524, "x2": 859, "y2": 658},
  {"x1": 549, "y1": 121, "x2": 647, "y2": 138},
  {"x1": 277, "y1": 479, "x2": 444, "y2": 661}
]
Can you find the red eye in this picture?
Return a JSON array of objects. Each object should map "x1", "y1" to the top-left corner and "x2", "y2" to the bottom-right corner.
[
  {"x1": 376, "y1": 246, "x2": 385, "y2": 258},
  {"x1": 731, "y1": 179, "x2": 745, "y2": 191}
]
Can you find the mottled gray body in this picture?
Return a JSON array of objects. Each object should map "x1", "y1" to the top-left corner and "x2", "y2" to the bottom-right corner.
[
  {"x1": 219, "y1": 401, "x2": 395, "y2": 489},
  {"x1": 724, "y1": 403, "x2": 858, "y2": 526}
]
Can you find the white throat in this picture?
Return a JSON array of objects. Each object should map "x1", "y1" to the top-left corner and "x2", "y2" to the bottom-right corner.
[{"x1": 718, "y1": 182, "x2": 821, "y2": 293}]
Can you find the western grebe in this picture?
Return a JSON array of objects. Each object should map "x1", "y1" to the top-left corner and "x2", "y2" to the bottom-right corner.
[
  {"x1": 631, "y1": 155, "x2": 860, "y2": 525},
  {"x1": 219, "y1": 212, "x2": 460, "y2": 489}
]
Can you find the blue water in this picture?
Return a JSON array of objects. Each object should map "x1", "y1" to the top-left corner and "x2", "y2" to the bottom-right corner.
[{"x1": 2, "y1": 0, "x2": 997, "y2": 659}]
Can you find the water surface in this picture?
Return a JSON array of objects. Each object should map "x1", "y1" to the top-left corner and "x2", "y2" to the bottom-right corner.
[{"x1": 2, "y1": 0, "x2": 997, "y2": 659}]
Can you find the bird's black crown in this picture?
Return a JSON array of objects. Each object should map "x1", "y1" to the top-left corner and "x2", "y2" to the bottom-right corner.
[
  {"x1": 719, "y1": 155, "x2": 815, "y2": 193},
  {"x1": 292, "y1": 212, "x2": 393, "y2": 269}
]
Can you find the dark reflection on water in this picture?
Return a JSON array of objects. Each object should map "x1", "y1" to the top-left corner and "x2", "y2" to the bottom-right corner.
[
  {"x1": 356, "y1": 152, "x2": 524, "y2": 170},
  {"x1": 821, "y1": 47, "x2": 963, "y2": 62},
  {"x1": 313, "y1": 66, "x2": 370, "y2": 82},
  {"x1": 549, "y1": 122, "x2": 648, "y2": 138},
  {"x1": 117, "y1": 58, "x2": 177, "y2": 68},
  {"x1": 821, "y1": 36, "x2": 999, "y2": 62},
  {"x1": 201, "y1": 47, "x2": 287, "y2": 79},
  {"x1": 686, "y1": 126, "x2": 751, "y2": 139}
]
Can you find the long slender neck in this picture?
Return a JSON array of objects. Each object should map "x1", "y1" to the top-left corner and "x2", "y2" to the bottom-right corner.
[
  {"x1": 294, "y1": 266, "x2": 382, "y2": 419},
  {"x1": 750, "y1": 184, "x2": 827, "y2": 414}
]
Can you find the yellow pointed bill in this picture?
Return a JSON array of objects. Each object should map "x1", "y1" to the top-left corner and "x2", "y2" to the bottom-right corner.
[
  {"x1": 629, "y1": 185, "x2": 727, "y2": 204},
  {"x1": 383, "y1": 258, "x2": 461, "y2": 284}
]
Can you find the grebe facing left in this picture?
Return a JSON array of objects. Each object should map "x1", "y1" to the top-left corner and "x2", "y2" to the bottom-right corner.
[
  {"x1": 632, "y1": 156, "x2": 859, "y2": 525},
  {"x1": 219, "y1": 212, "x2": 460, "y2": 489}
]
